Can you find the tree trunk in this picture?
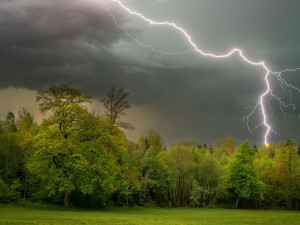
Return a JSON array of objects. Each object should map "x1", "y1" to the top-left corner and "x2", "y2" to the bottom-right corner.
[
  {"x1": 142, "y1": 167, "x2": 148, "y2": 205},
  {"x1": 63, "y1": 191, "x2": 70, "y2": 207},
  {"x1": 6, "y1": 144, "x2": 9, "y2": 171},
  {"x1": 285, "y1": 197, "x2": 291, "y2": 209},
  {"x1": 168, "y1": 189, "x2": 171, "y2": 207},
  {"x1": 177, "y1": 176, "x2": 181, "y2": 207},
  {"x1": 23, "y1": 170, "x2": 29, "y2": 199},
  {"x1": 271, "y1": 196, "x2": 274, "y2": 209},
  {"x1": 182, "y1": 175, "x2": 185, "y2": 206},
  {"x1": 235, "y1": 197, "x2": 239, "y2": 208},
  {"x1": 296, "y1": 198, "x2": 299, "y2": 210}
]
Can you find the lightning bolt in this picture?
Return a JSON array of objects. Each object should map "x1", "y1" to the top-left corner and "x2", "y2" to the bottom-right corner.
[{"x1": 107, "y1": 0, "x2": 300, "y2": 145}]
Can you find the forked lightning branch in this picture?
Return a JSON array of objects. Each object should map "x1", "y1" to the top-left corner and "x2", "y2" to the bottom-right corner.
[{"x1": 107, "y1": 0, "x2": 300, "y2": 145}]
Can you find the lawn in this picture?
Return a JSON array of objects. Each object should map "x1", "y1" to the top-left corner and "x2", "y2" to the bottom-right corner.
[{"x1": 0, "y1": 205, "x2": 299, "y2": 225}]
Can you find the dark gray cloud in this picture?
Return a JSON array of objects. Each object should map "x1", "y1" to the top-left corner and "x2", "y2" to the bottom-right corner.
[
  {"x1": 1, "y1": 0, "x2": 300, "y2": 146},
  {"x1": 0, "y1": 0, "x2": 130, "y2": 88}
]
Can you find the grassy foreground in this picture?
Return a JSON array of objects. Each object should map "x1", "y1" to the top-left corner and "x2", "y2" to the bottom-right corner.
[{"x1": 0, "y1": 205, "x2": 299, "y2": 225}]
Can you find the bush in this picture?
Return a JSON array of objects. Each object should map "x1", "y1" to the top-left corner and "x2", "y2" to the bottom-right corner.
[{"x1": 0, "y1": 178, "x2": 21, "y2": 203}]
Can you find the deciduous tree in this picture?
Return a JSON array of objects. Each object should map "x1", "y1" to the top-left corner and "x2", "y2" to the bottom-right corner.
[
  {"x1": 229, "y1": 141, "x2": 263, "y2": 208},
  {"x1": 100, "y1": 87, "x2": 134, "y2": 130}
]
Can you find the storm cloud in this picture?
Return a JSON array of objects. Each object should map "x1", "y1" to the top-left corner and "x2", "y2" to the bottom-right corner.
[{"x1": 1, "y1": 0, "x2": 300, "y2": 145}]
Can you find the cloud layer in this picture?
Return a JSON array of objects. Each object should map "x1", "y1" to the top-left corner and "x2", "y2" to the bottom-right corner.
[{"x1": 1, "y1": 0, "x2": 300, "y2": 145}]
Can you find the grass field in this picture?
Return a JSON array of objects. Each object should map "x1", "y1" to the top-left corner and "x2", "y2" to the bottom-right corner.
[{"x1": 0, "y1": 205, "x2": 299, "y2": 225}]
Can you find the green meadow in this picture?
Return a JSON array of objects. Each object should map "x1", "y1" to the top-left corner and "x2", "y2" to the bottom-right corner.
[{"x1": 0, "y1": 205, "x2": 299, "y2": 225}]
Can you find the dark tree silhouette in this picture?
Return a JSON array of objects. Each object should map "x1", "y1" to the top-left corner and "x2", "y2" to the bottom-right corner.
[{"x1": 100, "y1": 87, "x2": 134, "y2": 130}]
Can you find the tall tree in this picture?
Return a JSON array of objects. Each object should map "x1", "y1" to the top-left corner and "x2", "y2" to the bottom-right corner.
[
  {"x1": 170, "y1": 145, "x2": 194, "y2": 207},
  {"x1": 4, "y1": 112, "x2": 17, "y2": 130},
  {"x1": 213, "y1": 134, "x2": 237, "y2": 156},
  {"x1": 138, "y1": 130, "x2": 166, "y2": 205},
  {"x1": 229, "y1": 141, "x2": 263, "y2": 208},
  {"x1": 0, "y1": 112, "x2": 22, "y2": 203},
  {"x1": 17, "y1": 110, "x2": 36, "y2": 199},
  {"x1": 100, "y1": 87, "x2": 134, "y2": 130},
  {"x1": 30, "y1": 84, "x2": 115, "y2": 207},
  {"x1": 192, "y1": 152, "x2": 228, "y2": 207},
  {"x1": 36, "y1": 84, "x2": 91, "y2": 138},
  {"x1": 274, "y1": 139, "x2": 299, "y2": 209}
]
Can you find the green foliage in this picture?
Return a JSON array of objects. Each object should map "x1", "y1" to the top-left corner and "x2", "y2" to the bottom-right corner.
[
  {"x1": 213, "y1": 134, "x2": 237, "y2": 156},
  {"x1": 169, "y1": 145, "x2": 194, "y2": 206},
  {"x1": 36, "y1": 84, "x2": 91, "y2": 114},
  {"x1": 192, "y1": 151, "x2": 228, "y2": 207},
  {"x1": 229, "y1": 141, "x2": 263, "y2": 207},
  {"x1": 1, "y1": 84, "x2": 299, "y2": 209},
  {"x1": 27, "y1": 115, "x2": 119, "y2": 206},
  {"x1": 30, "y1": 84, "x2": 122, "y2": 206},
  {"x1": 0, "y1": 178, "x2": 21, "y2": 203}
]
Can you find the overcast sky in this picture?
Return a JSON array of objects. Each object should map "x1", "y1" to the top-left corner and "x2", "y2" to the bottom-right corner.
[{"x1": 1, "y1": 0, "x2": 300, "y2": 146}]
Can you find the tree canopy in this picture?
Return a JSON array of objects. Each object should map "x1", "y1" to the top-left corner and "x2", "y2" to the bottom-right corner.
[{"x1": 0, "y1": 84, "x2": 299, "y2": 210}]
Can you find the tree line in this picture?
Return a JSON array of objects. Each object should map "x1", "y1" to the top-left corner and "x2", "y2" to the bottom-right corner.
[{"x1": 0, "y1": 84, "x2": 300, "y2": 209}]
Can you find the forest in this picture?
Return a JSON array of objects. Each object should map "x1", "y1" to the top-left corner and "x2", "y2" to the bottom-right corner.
[{"x1": 0, "y1": 84, "x2": 299, "y2": 209}]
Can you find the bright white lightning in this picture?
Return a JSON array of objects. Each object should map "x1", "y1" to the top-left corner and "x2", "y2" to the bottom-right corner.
[
  {"x1": 105, "y1": 9, "x2": 193, "y2": 55},
  {"x1": 108, "y1": 0, "x2": 300, "y2": 145}
]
